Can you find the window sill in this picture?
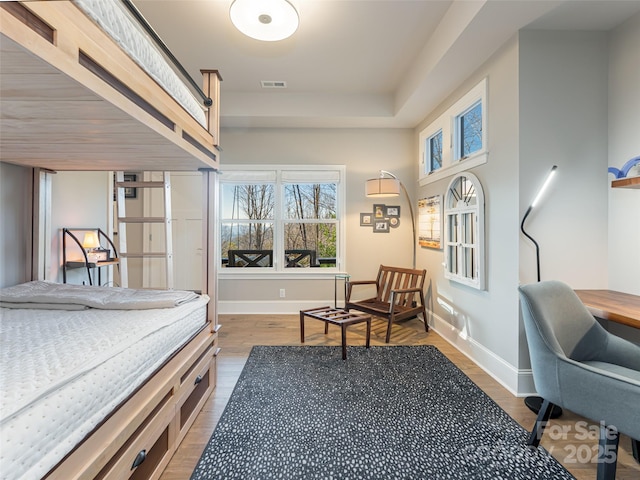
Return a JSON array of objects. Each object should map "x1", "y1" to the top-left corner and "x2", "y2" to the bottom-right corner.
[
  {"x1": 219, "y1": 269, "x2": 346, "y2": 281},
  {"x1": 419, "y1": 152, "x2": 488, "y2": 186}
]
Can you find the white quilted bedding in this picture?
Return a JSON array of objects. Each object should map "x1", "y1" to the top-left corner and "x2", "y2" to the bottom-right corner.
[
  {"x1": 0, "y1": 280, "x2": 199, "y2": 310},
  {"x1": 73, "y1": 0, "x2": 207, "y2": 128},
  {"x1": 0, "y1": 292, "x2": 209, "y2": 480}
]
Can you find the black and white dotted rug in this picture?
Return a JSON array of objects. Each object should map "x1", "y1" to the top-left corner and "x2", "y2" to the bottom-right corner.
[{"x1": 191, "y1": 346, "x2": 574, "y2": 479}]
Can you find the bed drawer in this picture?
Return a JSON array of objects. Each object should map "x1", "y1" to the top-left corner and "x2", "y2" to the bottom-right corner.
[
  {"x1": 176, "y1": 352, "x2": 216, "y2": 443},
  {"x1": 96, "y1": 389, "x2": 176, "y2": 480}
]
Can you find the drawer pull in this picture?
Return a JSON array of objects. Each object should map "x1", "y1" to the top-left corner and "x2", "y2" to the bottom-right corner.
[
  {"x1": 194, "y1": 374, "x2": 203, "y2": 385},
  {"x1": 131, "y1": 449, "x2": 146, "y2": 470}
]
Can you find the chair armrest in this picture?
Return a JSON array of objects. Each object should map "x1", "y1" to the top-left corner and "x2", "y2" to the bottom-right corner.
[
  {"x1": 391, "y1": 287, "x2": 422, "y2": 294},
  {"x1": 556, "y1": 356, "x2": 640, "y2": 439},
  {"x1": 346, "y1": 280, "x2": 376, "y2": 301}
]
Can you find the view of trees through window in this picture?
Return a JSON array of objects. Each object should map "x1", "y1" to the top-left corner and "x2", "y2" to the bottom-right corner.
[
  {"x1": 459, "y1": 102, "x2": 482, "y2": 159},
  {"x1": 221, "y1": 181, "x2": 338, "y2": 268}
]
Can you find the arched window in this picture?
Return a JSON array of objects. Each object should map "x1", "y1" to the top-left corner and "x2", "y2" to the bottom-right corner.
[{"x1": 443, "y1": 172, "x2": 485, "y2": 290}]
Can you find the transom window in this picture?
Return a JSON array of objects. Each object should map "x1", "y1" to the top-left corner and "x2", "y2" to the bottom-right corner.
[
  {"x1": 427, "y1": 130, "x2": 443, "y2": 174},
  {"x1": 419, "y1": 78, "x2": 488, "y2": 184},
  {"x1": 220, "y1": 166, "x2": 345, "y2": 272},
  {"x1": 456, "y1": 101, "x2": 482, "y2": 160}
]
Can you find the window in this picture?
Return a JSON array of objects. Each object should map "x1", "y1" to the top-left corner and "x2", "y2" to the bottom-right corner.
[
  {"x1": 419, "y1": 78, "x2": 488, "y2": 185},
  {"x1": 424, "y1": 130, "x2": 443, "y2": 174},
  {"x1": 456, "y1": 101, "x2": 482, "y2": 160},
  {"x1": 443, "y1": 172, "x2": 485, "y2": 290},
  {"x1": 220, "y1": 166, "x2": 345, "y2": 273}
]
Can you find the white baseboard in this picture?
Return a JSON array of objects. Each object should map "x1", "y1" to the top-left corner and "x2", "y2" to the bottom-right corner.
[
  {"x1": 218, "y1": 301, "x2": 537, "y2": 397},
  {"x1": 218, "y1": 300, "x2": 335, "y2": 315},
  {"x1": 429, "y1": 312, "x2": 537, "y2": 397}
]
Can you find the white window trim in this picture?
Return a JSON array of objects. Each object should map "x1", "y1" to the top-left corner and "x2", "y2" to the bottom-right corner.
[
  {"x1": 443, "y1": 172, "x2": 485, "y2": 290},
  {"x1": 419, "y1": 78, "x2": 488, "y2": 186},
  {"x1": 219, "y1": 164, "x2": 346, "y2": 279}
]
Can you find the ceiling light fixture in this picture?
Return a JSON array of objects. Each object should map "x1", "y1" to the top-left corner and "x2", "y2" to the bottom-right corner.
[{"x1": 230, "y1": 0, "x2": 299, "y2": 42}]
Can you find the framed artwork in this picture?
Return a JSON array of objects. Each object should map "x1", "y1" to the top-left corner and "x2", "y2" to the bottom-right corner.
[
  {"x1": 385, "y1": 205, "x2": 400, "y2": 217},
  {"x1": 123, "y1": 173, "x2": 137, "y2": 199},
  {"x1": 360, "y1": 213, "x2": 373, "y2": 226},
  {"x1": 418, "y1": 195, "x2": 441, "y2": 249},
  {"x1": 373, "y1": 204, "x2": 385, "y2": 218},
  {"x1": 374, "y1": 220, "x2": 389, "y2": 233},
  {"x1": 389, "y1": 217, "x2": 400, "y2": 228}
]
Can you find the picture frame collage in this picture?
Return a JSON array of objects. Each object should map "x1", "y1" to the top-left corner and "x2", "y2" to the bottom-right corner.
[{"x1": 360, "y1": 204, "x2": 400, "y2": 233}]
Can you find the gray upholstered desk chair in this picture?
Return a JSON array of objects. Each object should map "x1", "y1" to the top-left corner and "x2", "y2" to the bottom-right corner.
[{"x1": 518, "y1": 280, "x2": 640, "y2": 480}]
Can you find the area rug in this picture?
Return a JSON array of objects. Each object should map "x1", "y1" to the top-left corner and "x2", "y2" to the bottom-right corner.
[{"x1": 191, "y1": 346, "x2": 574, "y2": 479}]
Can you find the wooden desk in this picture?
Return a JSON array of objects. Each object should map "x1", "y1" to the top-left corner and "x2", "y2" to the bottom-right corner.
[{"x1": 574, "y1": 289, "x2": 640, "y2": 330}]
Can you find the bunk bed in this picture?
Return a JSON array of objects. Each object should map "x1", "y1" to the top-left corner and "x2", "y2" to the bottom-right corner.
[
  {"x1": 0, "y1": 0, "x2": 221, "y2": 171},
  {"x1": 0, "y1": 1, "x2": 221, "y2": 479}
]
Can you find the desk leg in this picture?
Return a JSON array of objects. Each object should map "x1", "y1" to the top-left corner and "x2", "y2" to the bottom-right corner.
[
  {"x1": 299, "y1": 312, "x2": 305, "y2": 344},
  {"x1": 341, "y1": 324, "x2": 347, "y2": 360},
  {"x1": 365, "y1": 319, "x2": 371, "y2": 349}
]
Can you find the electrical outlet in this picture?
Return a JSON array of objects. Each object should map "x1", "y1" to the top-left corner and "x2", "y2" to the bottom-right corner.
[{"x1": 279, "y1": 288, "x2": 286, "y2": 298}]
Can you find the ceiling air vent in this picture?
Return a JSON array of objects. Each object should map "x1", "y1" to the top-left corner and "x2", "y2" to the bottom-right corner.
[{"x1": 261, "y1": 80, "x2": 287, "y2": 88}]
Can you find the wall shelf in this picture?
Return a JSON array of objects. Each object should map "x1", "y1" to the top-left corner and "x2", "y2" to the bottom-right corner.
[{"x1": 611, "y1": 177, "x2": 640, "y2": 189}]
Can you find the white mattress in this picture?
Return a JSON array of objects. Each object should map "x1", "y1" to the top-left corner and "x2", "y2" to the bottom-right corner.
[
  {"x1": 0, "y1": 294, "x2": 209, "y2": 480},
  {"x1": 73, "y1": 0, "x2": 208, "y2": 128}
]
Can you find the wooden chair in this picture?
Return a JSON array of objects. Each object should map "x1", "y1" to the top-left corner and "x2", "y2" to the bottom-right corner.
[
  {"x1": 285, "y1": 249, "x2": 317, "y2": 267},
  {"x1": 345, "y1": 265, "x2": 428, "y2": 343},
  {"x1": 227, "y1": 250, "x2": 273, "y2": 267}
]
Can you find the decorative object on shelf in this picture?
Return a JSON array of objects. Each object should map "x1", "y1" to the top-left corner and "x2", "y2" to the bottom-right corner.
[
  {"x1": 519, "y1": 165, "x2": 563, "y2": 419},
  {"x1": 418, "y1": 195, "x2": 441, "y2": 249},
  {"x1": 230, "y1": 0, "x2": 299, "y2": 42},
  {"x1": 365, "y1": 170, "x2": 417, "y2": 268},
  {"x1": 608, "y1": 155, "x2": 640, "y2": 189},
  {"x1": 608, "y1": 155, "x2": 640, "y2": 179}
]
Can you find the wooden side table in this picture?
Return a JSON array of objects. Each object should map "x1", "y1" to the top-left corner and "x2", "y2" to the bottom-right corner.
[{"x1": 300, "y1": 306, "x2": 371, "y2": 359}]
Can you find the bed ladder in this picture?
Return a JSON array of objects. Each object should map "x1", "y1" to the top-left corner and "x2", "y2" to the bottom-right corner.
[{"x1": 115, "y1": 171, "x2": 174, "y2": 289}]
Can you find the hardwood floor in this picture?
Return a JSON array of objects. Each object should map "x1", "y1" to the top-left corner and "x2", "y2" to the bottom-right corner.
[{"x1": 160, "y1": 314, "x2": 640, "y2": 480}]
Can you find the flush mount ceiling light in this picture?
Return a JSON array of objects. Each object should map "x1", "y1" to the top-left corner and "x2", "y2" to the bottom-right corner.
[{"x1": 230, "y1": 0, "x2": 299, "y2": 42}]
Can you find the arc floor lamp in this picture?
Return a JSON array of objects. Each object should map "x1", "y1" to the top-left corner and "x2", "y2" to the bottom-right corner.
[
  {"x1": 520, "y1": 164, "x2": 562, "y2": 417},
  {"x1": 365, "y1": 170, "x2": 416, "y2": 269}
]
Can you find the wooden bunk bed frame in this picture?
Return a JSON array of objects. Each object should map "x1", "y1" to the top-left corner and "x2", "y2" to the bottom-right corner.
[
  {"x1": 0, "y1": 0, "x2": 221, "y2": 172},
  {"x1": 0, "y1": 2, "x2": 222, "y2": 479}
]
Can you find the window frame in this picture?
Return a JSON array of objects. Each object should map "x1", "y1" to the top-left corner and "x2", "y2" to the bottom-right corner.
[
  {"x1": 219, "y1": 165, "x2": 346, "y2": 278},
  {"x1": 443, "y1": 172, "x2": 485, "y2": 290},
  {"x1": 419, "y1": 78, "x2": 488, "y2": 186}
]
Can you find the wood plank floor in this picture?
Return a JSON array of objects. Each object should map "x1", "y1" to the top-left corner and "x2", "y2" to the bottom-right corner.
[{"x1": 160, "y1": 314, "x2": 640, "y2": 480}]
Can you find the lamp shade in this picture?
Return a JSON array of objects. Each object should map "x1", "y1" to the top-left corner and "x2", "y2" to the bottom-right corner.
[
  {"x1": 82, "y1": 231, "x2": 100, "y2": 249},
  {"x1": 365, "y1": 177, "x2": 400, "y2": 197},
  {"x1": 230, "y1": 0, "x2": 299, "y2": 42}
]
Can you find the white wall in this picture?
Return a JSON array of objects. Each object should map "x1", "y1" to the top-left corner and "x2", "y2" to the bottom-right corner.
[
  {"x1": 218, "y1": 127, "x2": 414, "y2": 313},
  {"x1": 519, "y1": 30, "x2": 609, "y2": 289},
  {"x1": 0, "y1": 162, "x2": 32, "y2": 287},
  {"x1": 607, "y1": 12, "x2": 640, "y2": 297},
  {"x1": 50, "y1": 171, "x2": 112, "y2": 285},
  {"x1": 414, "y1": 37, "x2": 523, "y2": 393},
  {"x1": 413, "y1": 29, "x2": 613, "y2": 395}
]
